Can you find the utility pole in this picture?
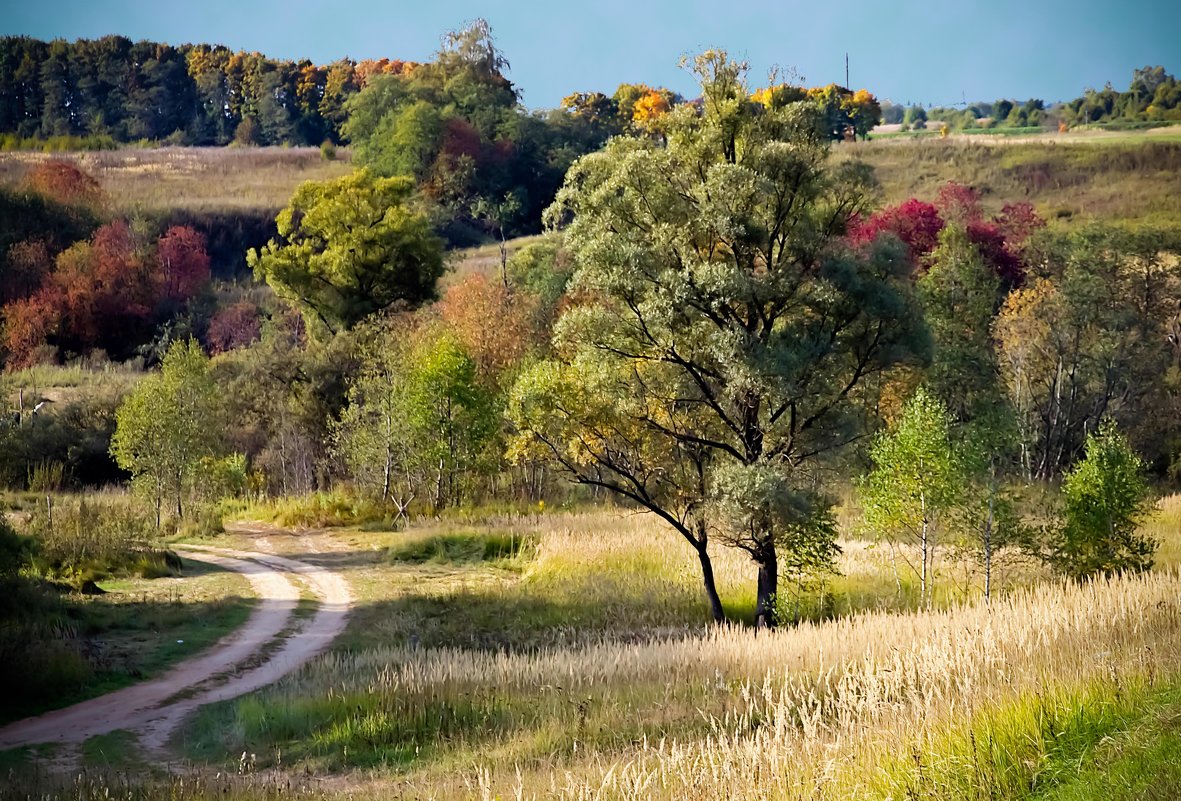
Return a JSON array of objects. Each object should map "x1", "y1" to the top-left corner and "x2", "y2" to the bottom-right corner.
[{"x1": 845, "y1": 53, "x2": 849, "y2": 88}]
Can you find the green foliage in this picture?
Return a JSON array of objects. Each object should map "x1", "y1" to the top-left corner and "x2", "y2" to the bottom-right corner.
[
  {"x1": 355, "y1": 98, "x2": 444, "y2": 180},
  {"x1": 511, "y1": 50, "x2": 929, "y2": 625},
  {"x1": 0, "y1": 516, "x2": 32, "y2": 578},
  {"x1": 247, "y1": 169, "x2": 443, "y2": 336},
  {"x1": 1063, "y1": 66, "x2": 1181, "y2": 127},
  {"x1": 1052, "y1": 421, "x2": 1156, "y2": 578},
  {"x1": 334, "y1": 321, "x2": 498, "y2": 512},
  {"x1": 20, "y1": 495, "x2": 172, "y2": 587},
  {"x1": 245, "y1": 489, "x2": 390, "y2": 529},
  {"x1": 505, "y1": 235, "x2": 573, "y2": 313},
  {"x1": 861, "y1": 387, "x2": 966, "y2": 604},
  {"x1": 111, "y1": 338, "x2": 221, "y2": 522},
  {"x1": 874, "y1": 676, "x2": 1181, "y2": 801},
  {"x1": 331, "y1": 319, "x2": 419, "y2": 507},
  {"x1": 995, "y1": 226, "x2": 1181, "y2": 478},
  {"x1": 341, "y1": 21, "x2": 610, "y2": 239},
  {"x1": 917, "y1": 224, "x2": 1006, "y2": 422}
]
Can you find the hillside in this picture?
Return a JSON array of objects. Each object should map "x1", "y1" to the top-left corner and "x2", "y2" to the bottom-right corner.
[
  {"x1": 841, "y1": 130, "x2": 1181, "y2": 227},
  {"x1": 0, "y1": 147, "x2": 352, "y2": 213}
]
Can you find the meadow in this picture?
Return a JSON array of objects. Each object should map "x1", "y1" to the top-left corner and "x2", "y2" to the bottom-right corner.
[
  {"x1": 841, "y1": 133, "x2": 1181, "y2": 227},
  {"x1": 0, "y1": 146, "x2": 352, "y2": 213},
  {"x1": 1, "y1": 132, "x2": 1177, "y2": 229},
  {"x1": 2, "y1": 497, "x2": 1177, "y2": 800},
  {"x1": 2, "y1": 118, "x2": 1180, "y2": 801}
]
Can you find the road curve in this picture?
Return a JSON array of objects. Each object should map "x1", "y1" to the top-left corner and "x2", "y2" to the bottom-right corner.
[
  {"x1": 0, "y1": 545, "x2": 351, "y2": 752},
  {"x1": 137, "y1": 545, "x2": 354, "y2": 751}
]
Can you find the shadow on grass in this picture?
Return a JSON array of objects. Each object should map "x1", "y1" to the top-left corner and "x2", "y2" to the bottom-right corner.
[{"x1": 0, "y1": 563, "x2": 254, "y2": 726}]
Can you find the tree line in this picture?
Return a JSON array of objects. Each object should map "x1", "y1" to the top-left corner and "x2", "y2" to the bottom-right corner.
[{"x1": 879, "y1": 65, "x2": 1179, "y2": 133}]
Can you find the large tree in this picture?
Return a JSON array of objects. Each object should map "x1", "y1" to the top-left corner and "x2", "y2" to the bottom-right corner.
[
  {"x1": 508, "y1": 52, "x2": 928, "y2": 627},
  {"x1": 247, "y1": 168, "x2": 443, "y2": 336}
]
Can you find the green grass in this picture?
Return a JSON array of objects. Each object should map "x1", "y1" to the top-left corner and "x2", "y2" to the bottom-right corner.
[
  {"x1": 236, "y1": 489, "x2": 394, "y2": 529},
  {"x1": 385, "y1": 530, "x2": 534, "y2": 565},
  {"x1": 81, "y1": 729, "x2": 146, "y2": 771},
  {"x1": 0, "y1": 558, "x2": 254, "y2": 725},
  {"x1": 872, "y1": 675, "x2": 1181, "y2": 801}
]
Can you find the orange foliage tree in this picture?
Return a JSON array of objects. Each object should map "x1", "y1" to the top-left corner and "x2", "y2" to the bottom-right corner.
[
  {"x1": 437, "y1": 273, "x2": 542, "y2": 384},
  {"x1": 22, "y1": 159, "x2": 105, "y2": 208}
]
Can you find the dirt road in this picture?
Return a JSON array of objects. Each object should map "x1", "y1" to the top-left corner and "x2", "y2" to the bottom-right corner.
[{"x1": 0, "y1": 542, "x2": 353, "y2": 753}]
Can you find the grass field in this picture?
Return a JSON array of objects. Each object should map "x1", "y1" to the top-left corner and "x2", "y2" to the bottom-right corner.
[
  {"x1": 0, "y1": 146, "x2": 352, "y2": 212},
  {"x1": 840, "y1": 133, "x2": 1181, "y2": 227},
  {"x1": 120, "y1": 498, "x2": 1168, "y2": 799},
  {"x1": 0, "y1": 557, "x2": 254, "y2": 725},
  {"x1": 1, "y1": 360, "x2": 144, "y2": 408},
  {"x1": 0, "y1": 131, "x2": 1176, "y2": 229},
  {"x1": 1, "y1": 498, "x2": 1178, "y2": 798}
]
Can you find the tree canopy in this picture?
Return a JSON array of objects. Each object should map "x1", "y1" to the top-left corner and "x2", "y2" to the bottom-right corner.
[
  {"x1": 110, "y1": 338, "x2": 221, "y2": 524},
  {"x1": 509, "y1": 51, "x2": 929, "y2": 626},
  {"x1": 247, "y1": 168, "x2": 443, "y2": 336}
]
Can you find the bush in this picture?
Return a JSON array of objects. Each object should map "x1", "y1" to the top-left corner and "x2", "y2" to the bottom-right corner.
[
  {"x1": 320, "y1": 139, "x2": 337, "y2": 161},
  {"x1": 1051, "y1": 421, "x2": 1156, "y2": 578},
  {"x1": 21, "y1": 497, "x2": 177, "y2": 587},
  {"x1": 250, "y1": 489, "x2": 390, "y2": 529}
]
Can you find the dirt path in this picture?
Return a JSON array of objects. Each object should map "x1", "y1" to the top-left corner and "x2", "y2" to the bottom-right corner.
[{"x1": 0, "y1": 543, "x2": 352, "y2": 754}]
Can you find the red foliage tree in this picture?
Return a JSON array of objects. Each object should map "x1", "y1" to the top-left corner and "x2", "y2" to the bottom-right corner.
[
  {"x1": 848, "y1": 199, "x2": 945, "y2": 266},
  {"x1": 207, "y1": 301, "x2": 263, "y2": 354},
  {"x1": 935, "y1": 182, "x2": 983, "y2": 224},
  {"x1": 1, "y1": 288, "x2": 62, "y2": 368},
  {"x1": 156, "y1": 226, "x2": 212, "y2": 303},
  {"x1": 850, "y1": 184, "x2": 1044, "y2": 288},
  {"x1": 995, "y1": 201, "x2": 1046, "y2": 247}
]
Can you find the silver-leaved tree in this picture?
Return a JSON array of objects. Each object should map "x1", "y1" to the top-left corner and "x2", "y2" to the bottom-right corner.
[{"x1": 508, "y1": 51, "x2": 929, "y2": 627}]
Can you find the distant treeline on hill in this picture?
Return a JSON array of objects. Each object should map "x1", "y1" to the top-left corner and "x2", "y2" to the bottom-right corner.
[
  {"x1": 878, "y1": 66, "x2": 1180, "y2": 132},
  {"x1": 0, "y1": 35, "x2": 410, "y2": 147}
]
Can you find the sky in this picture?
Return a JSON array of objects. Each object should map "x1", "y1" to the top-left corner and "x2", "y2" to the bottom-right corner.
[{"x1": 3, "y1": 0, "x2": 1179, "y2": 109}]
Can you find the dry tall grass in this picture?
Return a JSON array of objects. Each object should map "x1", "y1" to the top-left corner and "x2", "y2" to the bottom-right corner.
[{"x1": 0, "y1": 147, "x2": 352, "y2": 212}]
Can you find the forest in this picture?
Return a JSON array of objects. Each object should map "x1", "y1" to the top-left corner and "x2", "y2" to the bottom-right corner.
[{"x1": 1, "y1": 19, "x2": 1181, "y2": 801}]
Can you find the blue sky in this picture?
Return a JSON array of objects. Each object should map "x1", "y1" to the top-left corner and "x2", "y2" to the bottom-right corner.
[{"x1": 4, "y1": 0, "x2": 1178, "y2": 108}]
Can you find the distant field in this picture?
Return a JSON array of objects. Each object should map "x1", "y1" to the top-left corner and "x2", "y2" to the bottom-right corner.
[
  {"x1": 1, "y1": 132, "x2": 1176, "y2": 229},
  {"x1": 841, "y1": 130, "x2": 1181, "y2": 227},
  {"x1": 0, "y1": 146, "x2": 352, "y2": 212}
]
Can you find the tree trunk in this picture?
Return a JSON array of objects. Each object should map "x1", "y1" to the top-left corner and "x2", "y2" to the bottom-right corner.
[
  {"x1": 920, "y1": 488, "x2": 929, "y2": 608},
  {"x1": 382, "y1": 449, "x2": 392, "y2": 503},
  {"x1": 754, "y1": 546, "x2": 778, "y2": 629},
  {"x1": 694, "y1": 542, "x2": 726, "y2": 624},
  {"x1": 434, "y1": 457, "x2": 445, "y2": 512},
  {"x1": 984, "y1": 478, "x2": 995, "y2": 606},
  {"x1": 499, "y1": 226, "x2": 509, "y2": 291}
]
